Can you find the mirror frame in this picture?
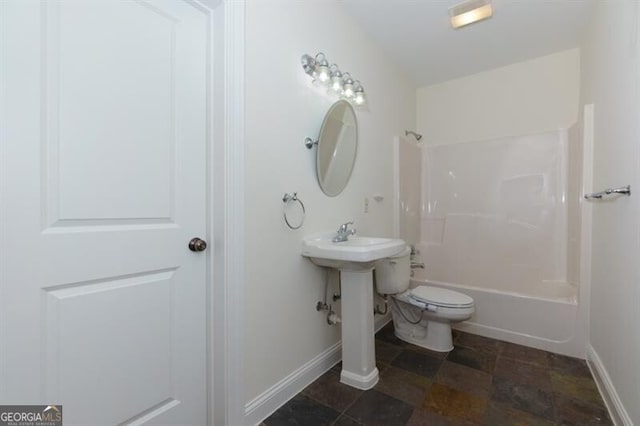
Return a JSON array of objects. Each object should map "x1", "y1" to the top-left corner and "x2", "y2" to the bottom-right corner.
[{"x1": 315, "y1": 100, "x2": 358, "y2": 197}]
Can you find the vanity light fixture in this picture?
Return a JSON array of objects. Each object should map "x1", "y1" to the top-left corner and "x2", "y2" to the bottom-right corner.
[
  {"x1": 449, "y1": 0, "x2": 493, "y2": 29},
  {"x1": 301, "y1": 52, "x2": 367, "y2": 106}
]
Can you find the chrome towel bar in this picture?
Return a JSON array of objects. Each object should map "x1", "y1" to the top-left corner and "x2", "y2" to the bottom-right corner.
[{"x1": 584, "y1": 185, "x2": 631, "y2": 200}]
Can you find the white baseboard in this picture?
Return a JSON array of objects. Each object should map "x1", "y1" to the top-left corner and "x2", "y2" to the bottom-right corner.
[
  {"x1": 244, "y1": 315, "x2": 391, "y2": 426},
  {"x1": 244, "y1": 341, "x2": 341, "y2": 426},
  {"x1": 586, "y1": 345, "x2": 633, "y2": 426}
]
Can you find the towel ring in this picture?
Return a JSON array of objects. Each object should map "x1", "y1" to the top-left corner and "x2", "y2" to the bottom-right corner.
[{"x1": 282, "y1": 192, "x2": 305, "y2": 230}]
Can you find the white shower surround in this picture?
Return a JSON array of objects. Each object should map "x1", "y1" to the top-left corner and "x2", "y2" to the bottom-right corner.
[
  {"x1": 395, "y1": 129, "x2": 587, "y2": 357},
  {"x1": 420, "y1": 130, "x2": 574, "y2": 299}
]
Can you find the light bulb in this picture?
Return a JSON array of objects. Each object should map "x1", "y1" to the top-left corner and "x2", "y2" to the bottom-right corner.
[
  {"x1": 314, "y1": 53, "x2": 329, "y2": 84},
  {"x1": 331, "y1": 76, "x2": 343, "y2": 93},
  {"x1": 342, "y1": 73, "x2": 354, "y2": 98},
  {"x1": 316, "y1": 65, "x2": 330, "y2": 83},
  {"x1": 353, "y1": 81, "x2": 365, "y2": 105},
  {"x1": 329, "y1": 64, "x2": 343, "y2": 94},
  {"x1": 343, "y1": 84, "x2": 354, "y2": 98}
]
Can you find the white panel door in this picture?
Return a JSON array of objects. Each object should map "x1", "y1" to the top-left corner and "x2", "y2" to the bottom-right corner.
[{"x1": 1, "y1": 1, "x2": 210, "y2": 424}]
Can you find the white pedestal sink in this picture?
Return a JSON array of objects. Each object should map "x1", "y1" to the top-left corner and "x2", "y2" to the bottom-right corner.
[{"x1": 301, "y1": 234, "x2": 406, "y2": 389}]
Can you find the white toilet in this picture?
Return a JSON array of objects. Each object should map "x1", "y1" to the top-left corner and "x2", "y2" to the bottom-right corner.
[{"x1": 375, "y1": 247, "x2": 475, "y2": 352}]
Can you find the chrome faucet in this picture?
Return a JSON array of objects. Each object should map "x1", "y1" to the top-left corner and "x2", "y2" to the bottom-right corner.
[{"x1": 332, "y1": 221, "x2": 356, "y2": 242}]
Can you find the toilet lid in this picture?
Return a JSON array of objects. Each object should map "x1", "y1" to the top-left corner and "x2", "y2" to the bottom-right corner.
[{"x1": 410, "y1": 286, "x2": 474, "y2": 308}]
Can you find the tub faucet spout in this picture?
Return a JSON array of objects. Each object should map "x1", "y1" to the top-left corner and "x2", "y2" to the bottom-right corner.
[{"x1": 410, "y1": 246, "x2": 424, "y2": 268}]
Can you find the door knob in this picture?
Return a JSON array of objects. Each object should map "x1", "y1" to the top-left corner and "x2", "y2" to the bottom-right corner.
[{"x1": 188, "y1": 237, "x2": 207, "y2": 252}]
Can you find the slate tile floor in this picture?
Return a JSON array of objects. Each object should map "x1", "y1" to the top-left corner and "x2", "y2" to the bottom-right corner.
[{"x1": 262, "y1": 322, "x2": 612, "y2": 426}]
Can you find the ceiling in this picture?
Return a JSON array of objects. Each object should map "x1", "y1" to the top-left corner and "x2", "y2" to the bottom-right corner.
[{"x1": 342, "y1": 0, "x2": 595, "y2": 87}]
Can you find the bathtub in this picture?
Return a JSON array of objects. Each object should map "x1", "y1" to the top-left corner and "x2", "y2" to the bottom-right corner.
[{"x1": 410, "y1": 273, "x2": 587, "y2": 358}]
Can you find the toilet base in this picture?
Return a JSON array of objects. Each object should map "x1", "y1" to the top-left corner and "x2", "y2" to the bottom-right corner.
[
  {"x1": 391, "y1": 299, "x2": 463, "y2": 352},
  {"x1": 393, "y1": 319, "x2": 453, "y2": 352}
]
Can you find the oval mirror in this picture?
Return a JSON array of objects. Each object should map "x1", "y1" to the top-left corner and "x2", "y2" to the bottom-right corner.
[{"x1": 316, "y1": 100, "x2": 358, "y2": 196}]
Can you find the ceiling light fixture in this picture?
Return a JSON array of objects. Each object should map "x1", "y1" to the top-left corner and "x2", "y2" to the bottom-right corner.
[{"x1": 449, "y1": 0, "x2": 493, "y2": 29}]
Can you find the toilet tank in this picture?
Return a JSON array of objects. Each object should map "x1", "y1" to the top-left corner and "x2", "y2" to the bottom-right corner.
[{"x1": 374, "y1": 247, "x2": 411, "y2": 295}]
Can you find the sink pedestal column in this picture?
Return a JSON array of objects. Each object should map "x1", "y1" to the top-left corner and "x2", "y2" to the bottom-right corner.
[{"x1": 339, "y1": 268, "x2": 379, "y2": 390}]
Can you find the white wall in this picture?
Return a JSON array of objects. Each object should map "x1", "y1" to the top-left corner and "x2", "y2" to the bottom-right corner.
[
  {"x1": 580, "y1": 2, "x2": 640, "y2": 424},
  {"x1": 416, "y1": 49, "x2": 580, "y2": 145},
  {"x1": 244, "y1": 0, "x2": 415, "y2": 404}
]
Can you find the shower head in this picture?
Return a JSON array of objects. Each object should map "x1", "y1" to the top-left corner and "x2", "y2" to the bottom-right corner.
[{"x1": 405, "y1": 130, "x2": 423, "y2": 141}]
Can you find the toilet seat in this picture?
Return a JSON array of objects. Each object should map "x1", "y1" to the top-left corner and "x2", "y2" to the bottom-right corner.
[{"x1": 409, "y1": 285, "x2": 474, "y2": 309}]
